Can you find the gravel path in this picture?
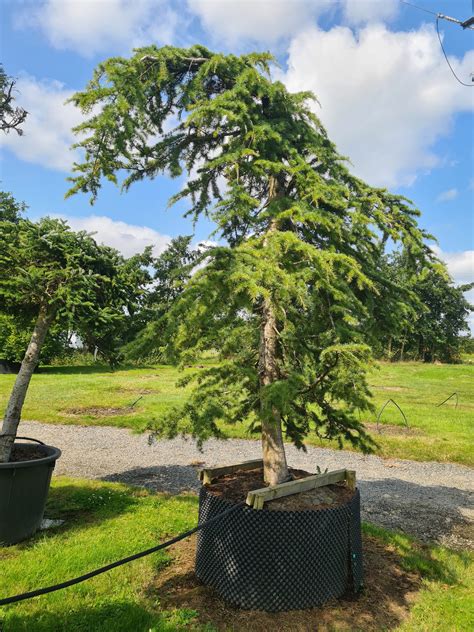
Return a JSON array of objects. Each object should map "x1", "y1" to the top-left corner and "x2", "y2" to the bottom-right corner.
[{"x1": 22, "y1": 421, "x2": 474, "y2": 550}]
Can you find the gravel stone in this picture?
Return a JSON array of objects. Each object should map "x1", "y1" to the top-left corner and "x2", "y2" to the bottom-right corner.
[{"x1": 21, "y1": 421, "x2": 473, "y2": 550}]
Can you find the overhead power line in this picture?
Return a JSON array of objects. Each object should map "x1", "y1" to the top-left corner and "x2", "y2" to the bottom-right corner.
[
  {"x1": 436, "y1": 17, "x2": 474, "y2": 86},
  {"x1": 400, "y1": 1, "x2": 439, "y2": 18},
  {"x1": 400, "y1": 0, "x2": 474, "y2": 28},
  {"x1": 400, "y1": 0, "x2": 474, "y2": 86}
]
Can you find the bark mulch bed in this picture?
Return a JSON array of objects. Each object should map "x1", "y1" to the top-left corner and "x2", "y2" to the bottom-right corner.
[
  {"x1": 206, "y1": 467, "x2": 354, "y2": 511},
  {"x1": 153, "y1": 533, "x2": 421, "y2": 631}
]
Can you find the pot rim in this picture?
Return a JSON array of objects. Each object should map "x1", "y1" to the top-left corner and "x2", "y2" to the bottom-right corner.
[{"x1": 0, "y1": 442, "x2": 61, "y2": 470}]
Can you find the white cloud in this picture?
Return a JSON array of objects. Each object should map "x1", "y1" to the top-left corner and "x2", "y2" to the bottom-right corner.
[
  {"x1": 342, "y1": 0, "x2": 398, "y2": 25},
  {"x1": 436, "y1": 188, "x2": 458, "y2": 202},
  {"x1": 282, "y1": 24, "x2": 474, "y2": 187},
  {"x1": 187, "y1": 0, "x2": 333, "y2": 45},
  {"x1": 16, "y1": 0, "x2": 402, "y2": 54},
  {"x1": 17, "y1": 0, "x2": 179, "y2": 57},
  {"x1": 187, "y1": 0, "x2": 400, "y2": 44},
  {"x1": 59, "y1": 215, "x2": 171, "y2": 258},
  {"x1": 431, "y1": 247, "x2": 474, "y2": 286},
  {"x1": 0, "y1": 75, "x2": 81, "y2": 171}
]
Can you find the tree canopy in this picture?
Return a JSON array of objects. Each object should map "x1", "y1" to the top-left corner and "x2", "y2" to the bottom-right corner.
[
  {"x1": 381, "y1": 252, "x2": 473, "y2": 362},
  {"x1": 0, "y1": 190, "x2": 26, "y2": 222},
  {"x1": 0, "y1": 214, "x2": 152, "y2": 359},
  {"x1": 124, "y1": 235, "x2": 200, "y2": 360},
  {"x1": 68, "y1": 45, "x2": 432, "y2": 483},
  {"x1": 0, "y1": 205, "x2": 151, "y2": 461}
]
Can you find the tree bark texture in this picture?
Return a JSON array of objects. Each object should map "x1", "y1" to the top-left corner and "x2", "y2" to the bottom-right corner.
[
  {"x1": 258, "y1": 176, "x2": 290, "y2": 486},
  {"x1": 0, "y1": 306, "x2": 54, "y2": 463}
]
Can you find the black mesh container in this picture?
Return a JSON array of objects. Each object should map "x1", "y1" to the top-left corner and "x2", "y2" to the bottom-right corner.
[{"x1": 195, "y1": 485, "x2": 363, "y2": 612}]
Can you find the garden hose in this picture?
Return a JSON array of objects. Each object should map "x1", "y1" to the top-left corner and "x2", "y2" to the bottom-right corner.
[{"x1": 0, "y1": 501, "x2": 243, "y2": 606}]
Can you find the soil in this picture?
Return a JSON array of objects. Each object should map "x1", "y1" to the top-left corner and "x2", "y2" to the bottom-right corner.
[
  {"x1": 371, "y1": 385, "x2": 407, "y2": 392},
  {"x1": 206, "y1": 467, "x2": 355, "y2": 511},
  {"x1": 9, "y1": 445, "x2": 45, "y2": 462},
  {"x1": 65, "y1": 406, "x2": 127, "y2": 417},
  {"x1": 364, "y1": 423, "x2": 424, "y2": 437},
  {"x1": 118, "y1": 387, "x2": 159, "y2": 395},
  {"x1": 154, "y1": 533, "x2": 422, "y2": 631}
]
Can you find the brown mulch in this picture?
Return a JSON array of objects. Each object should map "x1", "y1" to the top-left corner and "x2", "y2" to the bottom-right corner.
[
  {"x1": 10, "y1": 445, "x2": 45, "y2": 462},
  {"x1": 206, "y1": 467, "x2": 354, "y2": 511},
  {"x1": 153, "y1": 534, "x2": 422, "y2": 631}
]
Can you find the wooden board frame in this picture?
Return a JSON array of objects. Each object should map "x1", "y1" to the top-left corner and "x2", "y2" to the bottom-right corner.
[
  {"x1": 246, "y1": 468, "x2": 356, "y2": 510},
  {"x1": 199, "y1": 459, "x2": 263, "y2": 485}
]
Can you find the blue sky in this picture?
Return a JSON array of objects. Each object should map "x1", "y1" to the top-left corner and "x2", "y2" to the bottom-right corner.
[{"x1": 0, "y1": 0, "x2": 473, "y2": 304}]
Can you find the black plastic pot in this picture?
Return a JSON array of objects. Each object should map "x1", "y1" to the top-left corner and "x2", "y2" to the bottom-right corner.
[
  {"x1": 196, "y1": 485, "x2": 363, "y2": 611},
  {"x1": 0, "y1": 438, "x2": 61, "y2": 545}
]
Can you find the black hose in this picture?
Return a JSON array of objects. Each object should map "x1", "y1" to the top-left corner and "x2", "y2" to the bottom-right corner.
[{"x1": 0, "y1": 501, "x2": 243, "y2": 606}]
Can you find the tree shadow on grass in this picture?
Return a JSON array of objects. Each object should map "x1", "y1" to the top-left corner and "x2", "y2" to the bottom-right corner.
[
  {"x1": 0, "y1": 600, "x2": 184, "y2": 632},
  {"x1": 102, "y1": 465, "x2": 201, "y2": 495}
]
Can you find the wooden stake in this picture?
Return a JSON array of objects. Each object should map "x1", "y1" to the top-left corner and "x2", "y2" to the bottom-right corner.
[
  {"x1": 199, "y1": 459, "x2": 263, "y2": 485},
  {"x1": 246, "y1": 468, "x2": 357, "y2": 509}
]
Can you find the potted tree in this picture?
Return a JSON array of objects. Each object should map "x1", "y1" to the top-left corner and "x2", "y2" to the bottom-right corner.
[
  {"x1": 67, "y1": 45, "x2": 430, "y2": 608},
  {"x1": 0, "y1": 200, "x2": 151, "y2": 544}
]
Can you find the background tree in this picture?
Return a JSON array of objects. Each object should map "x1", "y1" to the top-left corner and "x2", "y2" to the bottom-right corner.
[
  {"x1": 124, "y1": 235, "x2": 200, "y2": 360},
  {"x1": 0, "y1": 212, "x2": 151, "y2": 462},
  {"x1": 0, "y1": 313, "x2": 68, "y2": 364},
  {"x1": 383, "y1": 252, "x2": 473, "y2": 362},
  {"x1": 0, "y1": 190, "x2": 26, "y2": 222},
  {"x1": 68, "y1": 45, "x2": 431, "y2": 484},
  {"x1": 0, "y1": 64, "x2": 27, "y2": 135}
]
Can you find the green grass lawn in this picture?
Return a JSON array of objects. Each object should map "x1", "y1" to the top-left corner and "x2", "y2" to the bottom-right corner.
[
  {"x1": 0, "y1": 361, "x2": 472, "y2": 465},
  {"x1": 0, "y1": 478, "x2": 204, "y2": 632},
  {"x1": 0, "y1": 478, "x2": 472, "y2": 631}
]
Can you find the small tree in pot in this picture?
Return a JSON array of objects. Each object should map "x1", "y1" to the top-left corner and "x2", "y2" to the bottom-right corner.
[
  {"x1": 0, "y1": 203, "x2": 152, "y2": 463},
  {"x1": 68, "y1": 46, "x2": 430, "y2": 485}
]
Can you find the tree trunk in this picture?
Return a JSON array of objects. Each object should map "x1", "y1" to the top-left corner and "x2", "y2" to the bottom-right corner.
[
  {"x1": 259, "y1": 296, "x2": 290, "y2": 485},
  {"x1": 0, "y1": 306, "x2": 54, "y2": 462},
  {"x1": 258, "y1": 176, "x2": 290, "y2": 486}
]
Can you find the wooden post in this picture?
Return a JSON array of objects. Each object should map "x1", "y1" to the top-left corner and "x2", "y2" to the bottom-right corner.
[
  {"x1": 345, "y1": 469, "x2": 356, "y2": 491},
  {"x1": 199, "y1": 459, "x2": 263, "y2": 485}
]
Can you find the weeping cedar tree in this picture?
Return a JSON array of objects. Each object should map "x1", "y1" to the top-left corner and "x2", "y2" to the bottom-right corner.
[
  {"x1": 0, "y1": 210, "x2": 151, "y2": 462},
  {"x1": 68, "y1": 45, "x2": 431, "y2": 484}
]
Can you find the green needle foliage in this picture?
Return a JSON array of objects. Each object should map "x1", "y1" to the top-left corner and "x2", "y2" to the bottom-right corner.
[{"x1": 68, "y1": 45, "x2": 432, "y2": 481}]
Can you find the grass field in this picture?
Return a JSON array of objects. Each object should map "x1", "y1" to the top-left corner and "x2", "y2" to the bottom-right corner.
[
  {"x1": 0, "y1": 478, "x2": 472, "y2": 631},
  {"x1": 0, "y1": 361, "x2": 472, "y2": 466}
]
